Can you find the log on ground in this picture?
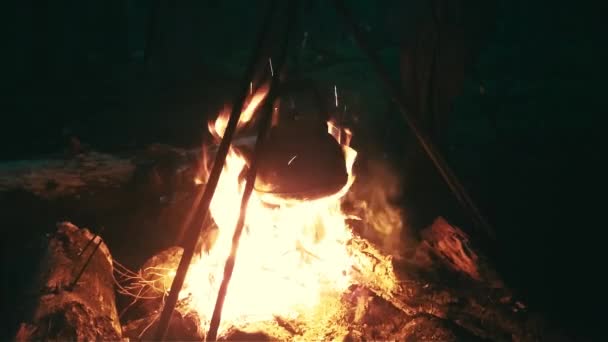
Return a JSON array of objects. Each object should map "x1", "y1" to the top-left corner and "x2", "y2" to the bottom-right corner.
[
  {"x1": 348, "y1": 217, "x2": 552, "y2": 341},
  {"x1": 119, "y1": 217, "x2": 554, "y2": 341},
  {"x1": 15, "y1": 222, "x2": 122, "y2": 341}
]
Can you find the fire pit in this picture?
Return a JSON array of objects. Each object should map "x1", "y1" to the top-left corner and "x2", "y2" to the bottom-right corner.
[
  {"x1": 122, "y1": 85, "x2": 361, "y2": 339},
  {"x1": 14, "y1": 83, "x2": 551, "y2": 341},
  {"x1": 10, "y1": 1, "x2": 560, "y2": 341},
  {"x1": 15, "y1": 207, "x2": 545, "y2": 340}
]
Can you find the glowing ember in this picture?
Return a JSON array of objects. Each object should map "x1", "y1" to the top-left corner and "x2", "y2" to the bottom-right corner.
[{"x1": 177, "y1": 87, "x2": 359, "y2": 335}]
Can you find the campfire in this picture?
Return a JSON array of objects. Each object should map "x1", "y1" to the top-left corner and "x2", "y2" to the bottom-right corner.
[
  {"x1": 13, "y1": 85, "x2": 548, "y2": 340},
  {"x1": 107, "y1": 87, "x2": 534, "y2": 341},
  {"x1": 118, "y1": 86, "x2": 391, "y2": 339},
  {"x1": 11, "y1": 47, "x2": 551, "y2": 342},
  {"x1": 12, "y1": 2, "x2": 554, "y2": 340},
  {"x1": 188, "y1": 106, "x2": 357, "y2": 336}
]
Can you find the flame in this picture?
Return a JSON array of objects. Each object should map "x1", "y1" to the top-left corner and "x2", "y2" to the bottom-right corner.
[
  {"x1": 177, "y1": 93, "x2": 359, "y2": 336},
  {"x1": 208, "y1": 85, "x2": 270, "y2": 141}
]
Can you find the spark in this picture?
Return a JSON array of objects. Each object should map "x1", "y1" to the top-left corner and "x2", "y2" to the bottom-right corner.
[
  {"x1": 250, "y1": 82, "x2": 253, "y2": 95},
  {"x1": 334, "y1": 85, "x2": 339, "y2": 108},
  {"x1": 287, "y1": 155, "x2": 298, "y2": 165},
  {"x1": 301, "y1": 32, "x2": 309, "y2": 48},
  {"x1": 290, "y1": 96, "x2": 295, "y2": 109},
  {"x1": 269, "y1": 58, "x2": 274, "y2": 76}
]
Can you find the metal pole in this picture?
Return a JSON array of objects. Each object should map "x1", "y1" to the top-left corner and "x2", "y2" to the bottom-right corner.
[
  {"x1": 205, "y1": 1, "x2": 297, "y2": 341},
  {"x1": 67, "y1": 236, "x2": 104, "y2": 291},
  {"x1": 205, "y1": 68, "x2": 279, "y2": 342},
  {"x1": 205, "y1": 2, "x2": 298, "y2": 340},
  {"x1": 331, "y1": 0, "x2": 495, "y2": 241},
  {"x1": 77, "y1": 226, "x2": 105, "y2": 257},
  {"x1": 153, "y1": 1, "x2": 279, "y2": 340}
]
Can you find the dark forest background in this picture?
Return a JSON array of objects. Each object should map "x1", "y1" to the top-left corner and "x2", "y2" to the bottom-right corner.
[{"x1": 2, "y1": 0, "x2": 605, "y2": 339}]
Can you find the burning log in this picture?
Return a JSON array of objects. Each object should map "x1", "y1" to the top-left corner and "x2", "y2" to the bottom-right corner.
[
  {"x1": 122, "y1": 310, "x2": 201, "y2": 341},
  {"x1": 347, "y1": 222, "x2": 538, "y2": 341},
  {"x1": 118, "y1": 217, "x2": 549, "y2": 341},
  {"x1": 1, "y1": 73, "x2": 552, "y2": 339},
  {"x1": 15, "y1": 222, "x2": 122, "y2": 341},
  {"x1": 3, "y1": 149, "x2": 553, "y2": 340},
  {"x1": 350, "y1": 230, "x2": 527, "y2": 340}
]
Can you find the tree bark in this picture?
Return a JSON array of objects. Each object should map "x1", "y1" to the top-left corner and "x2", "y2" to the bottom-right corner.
[{"x1": 15, "y1": 222, "x2": 122, "y2": 341}]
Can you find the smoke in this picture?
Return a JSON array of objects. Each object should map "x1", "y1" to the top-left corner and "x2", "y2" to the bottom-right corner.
[{"x1": 345, "y1": 157, "x2": 407, "y2": 256}]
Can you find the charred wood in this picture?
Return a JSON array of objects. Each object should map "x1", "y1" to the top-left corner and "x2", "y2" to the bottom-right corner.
[
  {"x1": 119, "y1": 217, "x2": 553, "y2": 341},
  {"x1": 2, "y1": 147, "x2": 558, "y2": 341},
  {"x1": 348, "y1": 217, "x2": 552, "y2": 341}
]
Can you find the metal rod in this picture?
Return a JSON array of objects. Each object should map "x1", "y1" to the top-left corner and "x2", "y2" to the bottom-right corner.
[
  {"x1": 206, "y1": 78, "x2": 279, "y2": 342},
  {"x1": 78, "y1": 234, "x2": 97, "y2": 257},
  {"x1": 205, "y1": 2, "x2": 297, "y2": 340},
  {"x1": 68, "y1": 236, "x2": 104, "y2": 291},
  {"x1": 331, "y1": 0, "x2": 495, "y2": 241},
  {"x1": 78, "y1": 226, "x2": 105, "y2": 257},
  {"x1": 153, "y1": 2, "x2": 279, "y2": 340}
]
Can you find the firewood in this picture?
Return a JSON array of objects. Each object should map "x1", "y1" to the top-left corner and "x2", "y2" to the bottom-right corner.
[
  {"x1": 15, "y1": 222, "x2": 122, "y2": 341},
  {"x1": 0, "y1": 144, "x2": 257, "y2": 200},
  {"x1": 119, "y1": 217, "x2": 550, "y2": 341},
  {"x1": 347, "y1": 217, "x2": 548, "y2": 341},
  {"x1": 122, "y1": 310, "x2": 201, "y2": 341}
]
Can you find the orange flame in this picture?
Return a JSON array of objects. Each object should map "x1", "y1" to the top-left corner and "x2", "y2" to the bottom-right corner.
[
  {"x1": 180, "y1": 93, "x2": 359, "y2": 336},
  {"x1": 208, "y1": 85, "x2": 270, "y2": 141}
]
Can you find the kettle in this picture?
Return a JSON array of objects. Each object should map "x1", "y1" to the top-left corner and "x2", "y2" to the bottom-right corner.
[{"x1": 254, "y1": 81, "x2": 348, "y2": 202}]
